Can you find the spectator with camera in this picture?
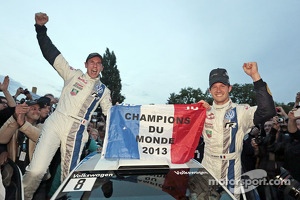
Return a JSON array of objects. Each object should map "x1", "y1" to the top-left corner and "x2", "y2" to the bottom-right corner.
[
  {"x1": 252, "y1": 109, "x2": 295, "y2": 199},
  {"x1": 0, "y1": 100, "x2": 43, "y2": 173},
  {"x1": 0, "y1": 76, "x2": 17, "y2": 189},
  {"x1": 272, "y1": 107, "x2": 292, "y2": 164},
  {"x1": 0, "y1": 99, "x2": 50, "y2": 199},
  {"x1": 285, "y1": 105, "x2": 300, "y2": 182},
  {"x1": 267, "y1": 104, "x2": 300, "y2": 200},
  {"x1": 251, "y1": 117, "x2": 283, "y2": 199},
  {"x1": 0, "y1": 76, "x2": 17, "y2": 126},
  {"x1": 252, "y1": 118, "x2": 279, "y2": 175},
  {"x1": 253, "y1": 107, "x2": 292, "y2": 173},
  {"x1": 12, "y1": 87, "x2": 33, "y2": 103},
  {"x1": 275, "y1": 106, "x2": 288, "y2": 125}
]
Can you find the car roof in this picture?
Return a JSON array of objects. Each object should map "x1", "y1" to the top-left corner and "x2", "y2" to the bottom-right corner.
[
  {"x1": 76, "y1": 152, "x2": 202, "y2": 172},
  {"x1": 52, "y1": 152, "x2": 236, "y2": 200}
]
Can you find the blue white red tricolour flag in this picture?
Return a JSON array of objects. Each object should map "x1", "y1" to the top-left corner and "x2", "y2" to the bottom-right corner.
[{"x1": 101, "y1": 103, "x2": 206, "y2": 164}]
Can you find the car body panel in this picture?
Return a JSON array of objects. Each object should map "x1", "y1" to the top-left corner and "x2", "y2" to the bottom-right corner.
[{"x1": 52, "y1": 152, "x2": 236, "y2": 200}]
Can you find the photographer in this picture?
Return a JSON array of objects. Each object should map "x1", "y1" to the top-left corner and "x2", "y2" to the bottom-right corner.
[
  {"x1": 13, "y1": 87, "x2": 33, "y2": 103},
  {"x1": 288, "y1": 106, "x2": 300, "y2": 134},
  {"x1": 285, "y1": 107, "x2": 300, "y2": 182},
  {"x1": 252, "y1": 118, "x2": 279, "y2": 177},
  {"x1": 0, "y1": 76, "x2": 17, "y2": 170},
  {"x1": 251, "y1": 117, "x2": 284, "y2": 199},
  {"x1": 273, "y1": 107, "x2": 293, "y2": 169}
]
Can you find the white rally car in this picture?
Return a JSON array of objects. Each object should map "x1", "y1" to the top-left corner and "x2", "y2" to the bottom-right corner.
[{"x1": 51, "y1": 152, "x2": 235, "y2": 200}]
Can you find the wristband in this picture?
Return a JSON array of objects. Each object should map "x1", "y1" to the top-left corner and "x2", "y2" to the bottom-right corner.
[{"x1": 19, "y1": 121, "x2": 25, "y2": 127}]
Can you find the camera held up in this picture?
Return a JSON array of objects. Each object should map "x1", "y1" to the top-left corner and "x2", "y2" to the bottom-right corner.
[{"x1": 249, "y1": 125, "x2": 264, "y2": 145}]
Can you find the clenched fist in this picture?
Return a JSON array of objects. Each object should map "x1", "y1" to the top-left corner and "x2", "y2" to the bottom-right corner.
[
  {"x1": 243, "y1": 62, "x2": 261, "y2": 82},
  {"x1": 35, "y1": 12, "x2": 49, "y2": 26}
]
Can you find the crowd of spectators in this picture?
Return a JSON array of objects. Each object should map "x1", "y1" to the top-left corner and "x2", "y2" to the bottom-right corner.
[
  {"x1": 241, "y1": 92, "x2": 300, "y2": 199},
  {"x1": 0, "y1": 76, "x2": 107, "y2": 199}
]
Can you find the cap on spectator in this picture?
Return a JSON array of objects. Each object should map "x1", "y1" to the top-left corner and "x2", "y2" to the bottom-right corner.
[
  {"x1": 209, "y1": 68, "x2": 230, "y2": 88},
  {"x1": 37, "y1": 97, "x2": 51, "y2": 108},
  {"x1": 86, "y1": 53, "x2": 103, "y2": 62},
  {"x1": 25, "y1": 100, "x2": 39, "y2": 107}
]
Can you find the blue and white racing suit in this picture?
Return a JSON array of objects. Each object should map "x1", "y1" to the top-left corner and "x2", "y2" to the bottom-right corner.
[
  {"x1": 202, "y1": 80, "x2": 276, "y2": 199},
  {"x1": 23, "y1": 24, "x2": 112, "y2": 200}
]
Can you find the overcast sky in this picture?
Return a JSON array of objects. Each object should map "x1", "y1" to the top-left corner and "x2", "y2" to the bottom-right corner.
[{"x1": 1, "y1": 1, "x2": 300, "y2": 105}]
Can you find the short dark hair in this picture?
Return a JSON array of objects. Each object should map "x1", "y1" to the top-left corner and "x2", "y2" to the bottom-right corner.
[{"x1": 37, "y1": 97, "x2": 51, "y2": 108}]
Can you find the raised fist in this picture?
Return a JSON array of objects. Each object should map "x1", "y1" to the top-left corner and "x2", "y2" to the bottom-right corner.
[{"x1": 35, "y1": 12, "x2": 49, "y2": 26}]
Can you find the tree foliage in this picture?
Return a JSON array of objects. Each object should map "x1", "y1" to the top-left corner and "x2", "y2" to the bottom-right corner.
[
  {"x1": 229, "y1": 83, "x2": 256, "y2": 106},
  {"x1": 167, "y1": 83, "x2": 293, "y2": 112},
  {"x1": 167, "y1": 87, "x2": 212, "y2": 104},
  {"x1": 100, "y1": 48, "x2": 125, "y2": 105}
]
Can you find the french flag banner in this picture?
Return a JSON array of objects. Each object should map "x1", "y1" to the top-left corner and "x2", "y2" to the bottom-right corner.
[{"x1": 101, "y1": 103, "x2": 206, "y2": 164}]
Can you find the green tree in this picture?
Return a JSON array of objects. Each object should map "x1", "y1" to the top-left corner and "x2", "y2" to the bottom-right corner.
[
  {"x1": 168, "y1": 83, "x2": 257, "y2": 106},
  {"x1": 101, "y1": 48, "x2": 125, "y2": 105},
  {"x1": 275, "y1": 102, "x2": 293, "y2": 114},
  {"x1": 167, "y1": 83, "x2": 293, "y2": 112},
  {"x1": 167, "y1": 87, "x2": 212, "y2": 104},
  {"x1": 230, "y1": 83, "x2": 256, "y2": 106}
]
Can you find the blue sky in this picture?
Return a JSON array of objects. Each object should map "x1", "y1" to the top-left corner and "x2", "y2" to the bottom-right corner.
[{"x1": 1, "y1": 1, "x2": 300, "y2": 105}]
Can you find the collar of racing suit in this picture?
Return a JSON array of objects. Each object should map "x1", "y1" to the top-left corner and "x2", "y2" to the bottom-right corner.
[{"x1": 212, "y1": 99, "x2": 232, "y2": 110}]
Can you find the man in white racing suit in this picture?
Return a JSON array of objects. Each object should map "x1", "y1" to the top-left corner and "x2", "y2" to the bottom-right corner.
[
  {"x1": 199, "y1": 63, "x2": 276, "y2": 199},
  {"x1": 22, "y1": 13, "x2": 112, "y2": 200}
]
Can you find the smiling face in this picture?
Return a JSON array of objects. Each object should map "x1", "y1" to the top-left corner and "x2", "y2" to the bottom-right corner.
[
  {"x1": 85, "y1": 57, "x2": 104, "y2": 79},
  {"x1": 209, "y1": 82, "x2": 232, "y2": 105},
  {"x1": 26, "y1": 104, "x2": 41, "y2": 123}
]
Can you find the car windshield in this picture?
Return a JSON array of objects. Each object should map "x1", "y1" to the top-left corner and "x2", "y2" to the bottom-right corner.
[{"x1": 53, "y1": 167, "x2": 233, "y2": 199}]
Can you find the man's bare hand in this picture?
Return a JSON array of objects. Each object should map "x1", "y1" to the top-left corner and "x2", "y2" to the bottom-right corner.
[
  {"x1": 14, "y1": 103, "x2": 29, "y2": 126},
  {"x1": 0, "y1": 76, "x2": 9, "y2": 92},
  {"x1": 198, "y1": 100, "x2": 211, "y2": 110},
  {"x1": 288, "y1": 108, "x2": 300, "y2": 120},
  {"x1": 15, "y1": 103, "x2": 29, "y2": 115},
  {"x1": 35, "y1": 12, "x2": 49, "y2": 26},
  {"x1": 243, "y1": 62, "x2": 261, "y2": 82}
]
